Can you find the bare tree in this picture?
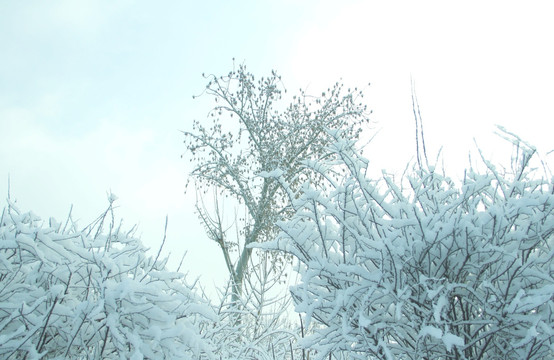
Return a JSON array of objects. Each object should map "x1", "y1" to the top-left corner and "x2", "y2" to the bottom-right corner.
[{"x1": 183, "y1": 64, "x2": 370, "y2": 304}]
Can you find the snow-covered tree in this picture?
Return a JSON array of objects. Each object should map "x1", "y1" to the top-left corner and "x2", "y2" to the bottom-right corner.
[
  {"x1": 0, "y1": 199, "x2": 217, "y2": 359},
  {"x1": 183, "y1": 64, "x2": 370, "y2": 303},
  {"x1": 260, "y1": 128, "x2": 554, "y2": 359}
]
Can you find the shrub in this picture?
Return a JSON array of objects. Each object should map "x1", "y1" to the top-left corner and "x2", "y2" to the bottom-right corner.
[
  {"x1": 260, "y1": 129, "x2": 554, "y2": 359},
  {"x1": 0, "y1": 199, "x2": 217, "y2": 359}
]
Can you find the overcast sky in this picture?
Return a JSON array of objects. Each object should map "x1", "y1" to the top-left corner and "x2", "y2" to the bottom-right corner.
[{"x1": 1, "y1": 0, "x2": 553, "y2": 294}]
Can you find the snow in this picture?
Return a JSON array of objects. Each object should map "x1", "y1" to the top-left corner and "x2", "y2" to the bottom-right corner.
[
  {"x1": 419, "y1": 326, "x2": 443, "y2": 339},
  {"x1": 442, "y1": 332, "x2": 464, "y2": 352},
  {"x1": 258, "y1": 168, "x2": 284, "y2": 178},
  {"x1": 434, "y1": 295, "x2": 447, "y2": 323}
]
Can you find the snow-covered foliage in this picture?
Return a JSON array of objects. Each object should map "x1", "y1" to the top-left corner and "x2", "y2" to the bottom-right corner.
[
  {"x1": 260, "y1": 129, "x2": 554, "y2": 359},
  {"x1": 0, "y1": 200, "x2": 217, "y2": 359}
]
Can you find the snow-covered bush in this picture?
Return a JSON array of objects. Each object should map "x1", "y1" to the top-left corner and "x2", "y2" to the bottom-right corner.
[
  {"x1": 260, "y1": 129, "x2": 554, "y2": 359},
  {"x1": 0, "y1": 200, "x2": 217, "y2": 359}
]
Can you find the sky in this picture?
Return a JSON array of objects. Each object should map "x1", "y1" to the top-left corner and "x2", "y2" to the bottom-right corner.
[{"x1": 1, "y1": 0, "x2": 553, "y2": 295}]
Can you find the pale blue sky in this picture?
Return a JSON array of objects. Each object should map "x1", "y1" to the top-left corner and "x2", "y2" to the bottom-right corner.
[{"x1": 1, "y1": 0, "x2": 553, "y2": 293}]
